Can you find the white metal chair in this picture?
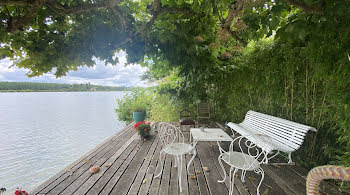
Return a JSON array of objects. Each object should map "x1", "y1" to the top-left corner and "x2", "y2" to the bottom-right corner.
[
  {"x1": 154, "y1": 122, "x2": 197, "y2": 192},
  {"x1": 218, "y1": 134, "x2": 271, "y2": 195}
]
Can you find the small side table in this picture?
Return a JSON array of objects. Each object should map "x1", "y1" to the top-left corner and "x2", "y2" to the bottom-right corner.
[{"x1": 187, "y1": 128, "x2": 233, "y2": 174}]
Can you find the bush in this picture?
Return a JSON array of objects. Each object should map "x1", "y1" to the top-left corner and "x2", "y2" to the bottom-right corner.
[
  {"x1": 115, "y1": 88, "x2": 153, "y2": 123},
  {"x1": 116, "y1": 87, "x2": 183, "y2": 123},
  {"x1": 131, "y1": 102, "x2": 147, "y2": 112}
]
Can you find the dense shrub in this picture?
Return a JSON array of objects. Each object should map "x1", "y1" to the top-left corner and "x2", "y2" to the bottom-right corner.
[
  {"x1": 116, "y1": 87, "x2": 181, "y2": 123},
  {"x1": 205, "y1": 39, "x2": 350, "y2": 172},
  {"x1": 115, "y1": 88, "x2": 153, "y2": 123}
]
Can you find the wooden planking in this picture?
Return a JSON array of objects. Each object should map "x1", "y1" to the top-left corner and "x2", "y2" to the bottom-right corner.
[
  {"x1": 186, "y1": 128, "x2": 209, "y2": 195},
  {"x1": 36, "y1": 126, "x2": 134, "y2": 194},
  {"x1": 109, "y1": 136, "x2": 156, "y2": 194},
  {"x1": 169, "y1": 156, "x2": 180, "y2": 195},
  {"x1": 186, "y1": 152, "x2": 200, "y2": 195},
  {"x1": 98, "y1": 139, "x2": 145, "y2": 195},
  {"x1": 85, "y1": 139, "x2": 140, "y2": 195},
  {"x1": 31, "y1": 124, "x2": 133, "y2": 194},
  {"x1": 179, "y1": 135, "x2": 190, "y2": 195},
  {"x1": 262, "y1": 165, "x2": 298, "y2": 195},
  {"x1": 46, "y1": 128, "x2": 136, "y2": 194},
  {"x1": 33, "y1": 122, "x2": 344, "y2": 195},
  {"x1": 158, "y1": 154, "x2": 172, "y2": 194},
  {"x1": 148, "y1": 143, "x2": 167, "y2": 195},
  {"x1": 244, "y1": 166, "x2": 286, "y2": 195},
  {"x1": 72, "y1": 133, "x2": 140, "y2": 194},
  {"x1": 137, "y1": 136, "x2": 163, "y2": 195},
  {"x1": 196, "y1": 142, "x2": 229, "y2": 195},
  {"x1": 114, "y1": 136, "x2": 159, "y2": 195},
  {"x1": 192, "y1": 152, "x2": 210, "y2": 195},
  {"x1": 266, "y1": 164, "x2": 306, "y2": 194}
]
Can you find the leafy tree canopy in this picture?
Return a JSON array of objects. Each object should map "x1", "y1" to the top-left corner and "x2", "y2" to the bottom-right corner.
[{"x1": 2, "y1": 0, "x2": 345, "y2": 79}]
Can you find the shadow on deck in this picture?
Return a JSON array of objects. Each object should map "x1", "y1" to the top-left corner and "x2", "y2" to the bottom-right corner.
[{"x1": 31, "y1": 123, "x2": 343, "y2": 195}]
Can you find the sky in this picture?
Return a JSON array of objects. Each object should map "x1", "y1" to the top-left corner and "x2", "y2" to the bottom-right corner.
[{"x1": 0, "y1": 51, "x2": 150, "y2": 87}]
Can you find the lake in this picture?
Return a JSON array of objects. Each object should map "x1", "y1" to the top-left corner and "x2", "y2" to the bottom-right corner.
[{"x1": 0, "y1": 91, "x2": 127, "y2": 194}]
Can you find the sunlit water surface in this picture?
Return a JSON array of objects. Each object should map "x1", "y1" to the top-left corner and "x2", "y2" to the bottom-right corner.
[{"x1": 0, "y1": 92, "x2": 126, "y2": 194}]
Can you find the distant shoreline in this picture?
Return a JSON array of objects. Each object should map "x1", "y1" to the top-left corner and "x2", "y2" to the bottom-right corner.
[
  {"x1": 0, "y1": 90, "x2": 128, "y2": 92},
  {"x1": 0, "y1": 81, "x2": 133, "y2": 92}
]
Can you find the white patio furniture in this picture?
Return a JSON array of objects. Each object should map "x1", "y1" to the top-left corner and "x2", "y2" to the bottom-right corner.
[
  {"x1": 218, "y1": 134, "x2": 271, "y2": 195},
  {"x1": 187, "y1": 128, "x2": 233, "y2": 174},
  {"x1": 154, "y1": 122, "x2": 198, "y2": 192},
  {"x1": 227, "y1": 110, "x2": 317, "y2": 164}
]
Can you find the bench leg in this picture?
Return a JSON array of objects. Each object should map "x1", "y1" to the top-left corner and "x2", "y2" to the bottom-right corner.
[{"x1": 288, "y1": 153, "x2": 293, "y2": 164}]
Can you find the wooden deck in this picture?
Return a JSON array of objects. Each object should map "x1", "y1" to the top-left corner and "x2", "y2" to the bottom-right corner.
[{"x1": 31, "y1": 123, "x2": 343, "y2": 195}]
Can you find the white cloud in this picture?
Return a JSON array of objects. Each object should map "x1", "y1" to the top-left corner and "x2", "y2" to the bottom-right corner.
[{"x1": 0, "y1": 51, "x2": 149, "y2": 87}]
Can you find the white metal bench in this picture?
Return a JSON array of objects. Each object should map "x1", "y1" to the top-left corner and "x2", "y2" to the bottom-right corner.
[{"x1": 227, "y1": 110, "x2": 317, "y2": 164}]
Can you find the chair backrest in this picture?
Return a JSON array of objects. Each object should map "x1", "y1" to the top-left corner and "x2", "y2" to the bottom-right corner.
[
  {"x1": 227, "y1": 135, "x2": 268, "y2": 170},
  {"x1": 241, "y1": 110, "x2": 317, "y2": 151},
  {"x1": 179, "y1": 109, "x2": 192, "y2": 119},
  {"x1": 197, "y1": 102, "x2": 210, "y2": 121},
  {"x1": 157, "y1": 122, "x2": 185, "y2": 147}
]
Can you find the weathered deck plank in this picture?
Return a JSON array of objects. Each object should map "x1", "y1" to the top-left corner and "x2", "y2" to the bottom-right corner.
[
  {"x1": 46, "y1": 127, "x2": 136, "y2": 194},
  {"x1": 32, "y1": 123, "x2": 344, "y2": 195},
  {"x1": 85, "y1": 139, "x2": 140, "y2": 195},
  {"x1": 196, "y1": 142, "x2": 229, "y2": 195},
  {"x1": 73, "y1": 133, "x2": 140, "y2": 194},
  {"x1": 98, "y1": 140, "x2": 144, "y2": 195},
  {"x1": 158, "y1": 154, "x2": 172, "y2": 194},
  {"x1": 137, "y1": 136, "x2": 163, "y2": 195},
  {"x1": 110, "y1": 136, "x2": 158, "y2": 195},
  {"x1": 127, "y1": 136, "x2": 159, "y2": 195},
  {"x1": 31, "y1": 126, "x2": 129, "y2": 195}
]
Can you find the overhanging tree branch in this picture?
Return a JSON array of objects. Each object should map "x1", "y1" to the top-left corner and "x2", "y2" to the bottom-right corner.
[
  {"x1": 45, "y1": 0, "x2": 120, "y2": 15},
  {"x1": 0, "y1": 0, "x2": 30, "y2": 6},
  {"x1": 145, "y1": 0, "x2": 196, "y2": 30},
  {"x1": 221, "y1": 1, "x2": 247, "y2": 46},
  {"x1": 283, "y1": 0, "x2": 324, "y2": 15},
  {"x1": 3, "y1": 0, "x2": 122, "y2": 33},
  {"x1": 228, "y1": 29, "x2": 247, "y2": 46},
  {"x1": 7, "y1": 0, "x2": 47, "y2": 33}
]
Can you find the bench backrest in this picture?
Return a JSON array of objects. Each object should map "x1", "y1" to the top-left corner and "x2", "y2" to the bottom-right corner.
[{"x1": 241, "y1": 110, "x2": 317, "y2": 151}]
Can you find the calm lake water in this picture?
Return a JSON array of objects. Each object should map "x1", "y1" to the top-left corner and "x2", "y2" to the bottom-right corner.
[{"x1": 0, "y1": 91, "x2": 126, "y2": 194}]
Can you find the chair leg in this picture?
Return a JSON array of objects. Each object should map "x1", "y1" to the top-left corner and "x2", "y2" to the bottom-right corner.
[
  {"x1": 174, "y1": 156, "x2": 178, "y2": 167},
  {"x1": 255, "y1": 168, "x2": 265, "y2": 195},
  {"x1": 178, "y1": 155, "x2": 183, "y2": 192},
  {"x1": 187, "y1": 149, "x2": 196, "y2": 175},
  {"x1": 229, "y1": 167, "x2": 233, "y2": 195},
  {"x1": 241, "y1": 170, "x2": 246, "y2": 182},
  {"x1": 154, "y1": 151, "x2": 164, "y2": 178},
  {"x1": 217, "y1": 154, "x2": 227, "y2": 183},
  {"x1": 229, "y1": 167, "x2": 238, "y2": 195},
  {"x1": 288, "y1": 153, "x2": 293, "y2": 164}
]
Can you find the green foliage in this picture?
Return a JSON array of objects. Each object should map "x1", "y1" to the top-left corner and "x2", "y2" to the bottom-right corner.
[
  {"x1": 149, "y1": 93, "x2": 181, "y2": 122},
  {"x1": 131, "y1": 102, "x2": 147, "y2": 112},
  {"x1": 155, "y1": 38, "x2": 350, "y2": 192},
  {"x1": 116, "y1": 87, "x2": 183, "y2": 123},
  {"x1": 137, "y1": 123, "x2": 151, "y2": 140},
  {"x1": 115, "y1": 88, "x2": 153, "y2": 123}
]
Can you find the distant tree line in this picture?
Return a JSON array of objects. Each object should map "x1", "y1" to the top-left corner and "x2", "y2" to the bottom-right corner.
[{"x1": 0, "y1": 82, "x2": 130, "y2": 92}]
